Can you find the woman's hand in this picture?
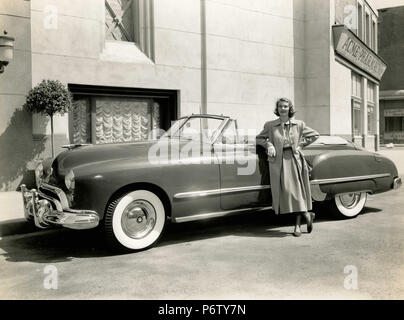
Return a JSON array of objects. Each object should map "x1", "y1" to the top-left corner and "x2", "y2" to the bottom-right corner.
[{"x1": 267, "y1": 144, "x2": 276, "y2": 158}]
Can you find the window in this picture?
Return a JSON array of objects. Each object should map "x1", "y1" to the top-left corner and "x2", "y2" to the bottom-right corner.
[
  {"x1": 352, "y1": 100, "x2": 362, "y2": 136},
  {"x1": 365, "y1": 12, "x2": 370, "y2": 46},
  {"x1": 351, "y1": 72, "x2": 363, "y2": 137},
  {"x1": 70, "y1": 96, "x2": 160, "y2": 144},
  {"x1": 69, "y1": 85, "x2": 179, "y2": 145},
  {"x1": 385, "y1": 117, "x2": 404, "y2": 132},
  {"x1": 221, "y1": 120, "x2": 239, "y2": 144},
  {"x1": 358, "y1": 3, "x2": 363, "y2": 39},
  {"x1": 105, "y1": 0, "x2": 134, "y2": 42},
  {"x1": 367, "y1": 82, "x2": 375, "y2": 135},
  {"x1": 71, "y1": 98, "x2": 92, "y2": 144},
  {"x1": 172, "y1": 117, "x2": 224, "y2": 142},
  {"x1": 105, "y1": 0, "x2": 154, "y2": 59},
  {"x1": 372, "y1": 20, "x2": 376, "y2": 51},
  {"x1": 367, "y1": 105, "x2": 374, "y2": 134},
  {"x1": 367, "y1": 81, "x2": 375, "y2": 103},
  {"x1": 351, "y1": 72, "x2": 362, "y2": 98}
]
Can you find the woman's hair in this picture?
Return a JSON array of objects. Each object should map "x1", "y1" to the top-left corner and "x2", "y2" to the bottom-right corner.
[{"x1": 274, "y1": 97, "x2": 296, "y2": 117}]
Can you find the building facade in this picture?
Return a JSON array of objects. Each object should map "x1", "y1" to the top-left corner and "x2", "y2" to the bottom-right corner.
[
  {"x1": 0, "y1": 0, "x2": 385, "y2": 191},
  {"x1": 378, "y1": 5, "x2": 404, "y2": 145}
]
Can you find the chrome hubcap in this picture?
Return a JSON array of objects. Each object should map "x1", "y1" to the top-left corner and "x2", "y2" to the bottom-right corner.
[
  {"x1": 339, "y1": 193, "x2": 360, "y2": 209},
  {"x1": 121, "y1": 200, "x2": 156, "y2": 239}
]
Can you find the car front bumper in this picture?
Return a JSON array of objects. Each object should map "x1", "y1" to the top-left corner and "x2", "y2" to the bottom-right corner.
[{"x1": 20, "y1": 184, "x2": 99, "y2": 230}]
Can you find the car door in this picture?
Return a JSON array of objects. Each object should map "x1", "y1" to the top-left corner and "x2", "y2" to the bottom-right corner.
[
  {"x1": 167, "y1": 116, "x2": 225, "y2": 221},
  {"x1": 214, "y1": 120, "x2": 271, "y2": 211}
]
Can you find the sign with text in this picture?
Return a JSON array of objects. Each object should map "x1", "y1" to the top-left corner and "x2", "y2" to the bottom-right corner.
[
  {"x1": 384, "y1": 131, "x2": 404, "y2": 140},
  {"x1": 384, "y1": 109, "x2": 404, "y2": 117},
  {"x1": 333, "y1": 25, "x2": 387, "y2": 80}
]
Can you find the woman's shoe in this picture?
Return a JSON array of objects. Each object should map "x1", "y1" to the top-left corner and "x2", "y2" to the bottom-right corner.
[
  {"x1": 293, "y1": 230, "x2": 302, "y2": 237},
  {"x1": 293, "y1": 228, "x2": 302, "y2": 237},
  {"x1": 306, "y1": 212, "x2": 315, "y2": 233}
]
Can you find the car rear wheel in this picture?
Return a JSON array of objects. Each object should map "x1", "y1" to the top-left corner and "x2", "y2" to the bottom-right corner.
[
  {"x1": 330, "y1": 192, "x2": 367, "y2": 218},
  {"x1": 105, "y1": 190, "x2": 166, "y2": 252}
]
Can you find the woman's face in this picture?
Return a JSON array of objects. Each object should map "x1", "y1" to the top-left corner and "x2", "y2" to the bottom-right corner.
[{"x1": 277, "y1": 101, "x2": 290, "y2": 117}]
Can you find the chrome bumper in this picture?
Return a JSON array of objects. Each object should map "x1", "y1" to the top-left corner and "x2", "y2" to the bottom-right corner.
[
  {"x1": 20, "y1": 184, "x2": 99, "y2": 230},
  {"x1": 393, "y1": 177, "x2": 402, "y2": 190}
]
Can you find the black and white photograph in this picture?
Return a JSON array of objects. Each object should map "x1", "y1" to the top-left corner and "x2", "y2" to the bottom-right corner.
[{"x1": 1, "y1": 0, "x2": 403, "y2": 306}]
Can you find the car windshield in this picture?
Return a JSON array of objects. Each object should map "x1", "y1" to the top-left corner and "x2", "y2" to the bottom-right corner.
[
  {"x1": 161, "y1": 116, "x2": 225, "y2": 142},
  {"x1": 161, "y1": 118, "x2": 187, "y2": 139}
]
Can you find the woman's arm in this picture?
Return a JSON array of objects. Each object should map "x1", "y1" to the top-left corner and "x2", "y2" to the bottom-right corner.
[
  {"x1": 256, "y1": 122, "x2": 275, "y2": 148},
  {"x1": 256, "y1": 122, "x2": 276, "y2": 157},
  {"x1": 299, "y1": 121, "x2": 320, "y2": 149}
]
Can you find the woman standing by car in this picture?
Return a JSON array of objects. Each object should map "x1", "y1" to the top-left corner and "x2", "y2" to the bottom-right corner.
[{"x1": 256, "y1": 97, "x2": 320, "y2": 236}]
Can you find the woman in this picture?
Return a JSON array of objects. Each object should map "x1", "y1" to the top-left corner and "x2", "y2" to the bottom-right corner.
[{"x1": 256, "y1": 98, "x2": 320, "y2": 236}]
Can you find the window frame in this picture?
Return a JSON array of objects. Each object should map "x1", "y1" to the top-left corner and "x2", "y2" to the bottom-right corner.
[
  {"x1": 68, "y1": 84, "x2": 179, "y2": 144},
  {"x1": 366, "y1": 81, "x2": 376, "y2": 135},
  {"x1": 351, "y1": 71, "x2": 363, "y2": 138},
  {"x1": 357, "y1": 2, "x2": 363, "y2": 40},
  {"x1": 104, "y1": 0, "x2": 155, "y2": 61},
  {"x1": 365, "y1": 11, "x2": 370, "y2": 46}
]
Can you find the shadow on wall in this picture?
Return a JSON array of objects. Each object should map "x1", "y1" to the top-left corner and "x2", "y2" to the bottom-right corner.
[{"x1": 0, "y1": 108, "x2": 47, "y2": 191}]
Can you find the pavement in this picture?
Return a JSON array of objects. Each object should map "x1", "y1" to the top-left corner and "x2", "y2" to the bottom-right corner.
[
  {"x1": 0, "y1": 147, "x2": 403, "y2": 237},
  {"x1": 0, "y1": 187, "x2": 403, "y2": 299}
]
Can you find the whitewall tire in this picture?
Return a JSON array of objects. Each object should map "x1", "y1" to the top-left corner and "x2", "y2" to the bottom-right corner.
[
  {"x1": 105, "y1": 190, "x2": 166, "y2": 252},
  {"x1": 331, "y1": 192, "x2": 367, "y2": 218}
]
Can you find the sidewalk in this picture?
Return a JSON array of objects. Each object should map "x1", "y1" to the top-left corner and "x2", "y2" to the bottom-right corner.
[
  {"x1": 377, "y1": 148, "x2": 404, "y2": 177},
  {"x1": 1, "y1": 148, "x2": 403, "y2": 237},
  {"x1": 0, "y1": 191, "x2": 36, "y2": 237}
]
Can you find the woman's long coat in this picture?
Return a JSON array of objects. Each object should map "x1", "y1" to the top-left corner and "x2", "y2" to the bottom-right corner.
[{"x1": 256, "y1": 118, "x2": 319, "y2": 214}]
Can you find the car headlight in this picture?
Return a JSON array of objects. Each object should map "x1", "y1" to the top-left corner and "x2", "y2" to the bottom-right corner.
[
  {"x1": 65, "y1": 170, "x2": 75, "y2": 191},
  {"x1": 35, "y1": 163, "x2": 44, "y2": 187}
]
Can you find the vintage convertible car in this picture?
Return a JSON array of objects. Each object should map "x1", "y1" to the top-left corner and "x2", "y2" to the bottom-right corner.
[{"x1": 21, "y1": 114, "x2": 401, "y2": 252}]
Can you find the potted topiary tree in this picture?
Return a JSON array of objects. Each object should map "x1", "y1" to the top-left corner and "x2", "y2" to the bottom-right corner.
[{"x1": 24, "y1": 79, "x2": 73, "y2": 157}]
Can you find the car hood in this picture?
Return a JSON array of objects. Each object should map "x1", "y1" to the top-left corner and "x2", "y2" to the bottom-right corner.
[{"x1": 54, "y1": 140, "x2": 157, "y2": 175}]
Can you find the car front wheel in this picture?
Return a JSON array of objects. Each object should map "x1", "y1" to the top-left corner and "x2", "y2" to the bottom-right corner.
[
  {"x1": 330, "y1": 192, "x2": 367, "y2": 218},
  {"x1": 105, "y1": 190, "x2": 166, "y2": 252}
]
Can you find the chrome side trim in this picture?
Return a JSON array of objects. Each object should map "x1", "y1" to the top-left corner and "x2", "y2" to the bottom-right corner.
[
  {"x1": 174, "y1": 206, "x2": 272, "y2": 223},
  {"x1": 335, "y1": 190, "x2": 372, "y2": 197},
  {"x1": 174, "y1": 185, "x2": 270, "y2": 199},
  {"x1": 174, "y1": 174, "x2": 390, "y2": 200},
  {"x1": 174, "y1": 188, "x2": 220, "y2": 199},
  {"x1": 310, "y1": 173, "x2": 391, "y2": 185}
]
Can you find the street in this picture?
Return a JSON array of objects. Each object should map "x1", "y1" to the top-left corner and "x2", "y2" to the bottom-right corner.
[{"x1": 0, "y1": 188, "x2": 403, "y2": 300}]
